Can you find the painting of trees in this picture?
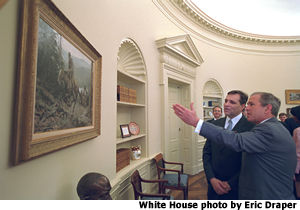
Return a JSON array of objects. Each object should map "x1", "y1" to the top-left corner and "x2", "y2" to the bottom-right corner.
[{"x1": 34, "y1": 18, "x2": 93, "y2": 133}]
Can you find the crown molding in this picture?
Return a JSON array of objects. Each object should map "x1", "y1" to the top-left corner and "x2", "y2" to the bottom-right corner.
[
  {"x1": 174, "y1": 0, "x2": 300, "y2": 44},
  {"x1": 153, "y1": 0, "x2": 300, "y2": 54}
]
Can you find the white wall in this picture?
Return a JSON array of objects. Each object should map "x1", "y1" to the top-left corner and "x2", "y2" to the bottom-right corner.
[
  {"x1": 194, "y1": 42, "x2": 300, "y2": 115},
  {"x1": 0, "y1": 0, "x2": 184, "y2": 199},
  {"x1": 0, "y1": 0, "x2": 299, "y2": 199}
]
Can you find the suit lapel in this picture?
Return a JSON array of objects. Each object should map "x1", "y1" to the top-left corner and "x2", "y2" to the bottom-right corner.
[
  {"x1": 232, "y1": 116, "x2": 246, "y2": 132},
  {"x1": 212, "y1": 118, "x2": 227, "y2": 151},
  {"x1": 214, "y1": 118, "x2": 226, "y2": 128},
  {"x1": 218, "y1": 116, "x2": 246, "y2": 152}
]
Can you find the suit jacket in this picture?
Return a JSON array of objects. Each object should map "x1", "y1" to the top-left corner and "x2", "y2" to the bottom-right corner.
[
  {"x1": 284, "y1": 117, "x2": 300, "y2": 136},
  {"x1": 293, "y1": 127, "x2": 300, "y2": 174},
  {"x1": 203, "y1": 116, "x2": 254, "y2": 199},
  {"x1": 206, "y1": 118, "x2": 215, "y2": 123},
  {"x1": 200, "y1": 117, "x2": 297, "y2": 200}
]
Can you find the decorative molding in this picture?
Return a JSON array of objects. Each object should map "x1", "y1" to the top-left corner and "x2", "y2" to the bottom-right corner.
[
  {"x1": 156, "y1": 34, "x2": 203, "y2": 65},
  {"x1": 156, "y1": 34, "x2": 203, "y2": 79},
  {"x1": 202, "y1": 79, "x2": 223, "y2": 97},
  {"x1": 117, "y1": 38, "x2": 147, "y2": 81},
  {"x1": 173, "y1": 0, "x2": 300, "y2": 45},
  {"x1": 153, "y1": 0, "x2": 300, "y2": 54},
  {"x1": 110, "y1": 155, "x2": 157, "y2": 199}
]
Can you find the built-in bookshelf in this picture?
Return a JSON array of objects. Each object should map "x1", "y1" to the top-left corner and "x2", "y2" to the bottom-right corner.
[
  {"x1": 202, "y1": 80, "x2": 223, "y2": 120},
  {"x1": 116, "y1": 38, "x2": 147, "y2": 172}
]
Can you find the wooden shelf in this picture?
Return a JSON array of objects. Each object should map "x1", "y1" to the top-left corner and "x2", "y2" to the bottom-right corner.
[
  {"x1": 113, "y1": 157, "x2": 148, "y2": 178},
  {"x1": 203, "y1": 94, "x2": 222, "y2": 98},
  {"x1": 203, "y1": 106, "x2": 213, "y2": 109},
  {"x1": 117, "y1": 134, "x2": 147, "y2": 144},
  {"x1": 118, "y1": 70, "x2": 146, "y2": 84},
  {"x1": 117, "y1": 101, "x2": 145, "y2": 107}
]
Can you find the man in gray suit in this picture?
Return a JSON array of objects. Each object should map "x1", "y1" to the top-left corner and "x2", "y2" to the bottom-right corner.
[{"x1": 173, "y1": 92, "x2": 296, "y2": 199}]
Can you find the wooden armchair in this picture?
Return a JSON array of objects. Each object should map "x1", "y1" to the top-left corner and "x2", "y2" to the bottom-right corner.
[
  {"x1": 131, "y1": 170, "x2": 172, "y2": 200},
  {"x1": 153, "y1": 153, "x2": 189, "y2": 200}
]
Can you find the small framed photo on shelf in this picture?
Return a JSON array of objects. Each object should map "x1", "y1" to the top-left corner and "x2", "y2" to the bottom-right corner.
[
  {"x1": 120, "y1": 124, "x2": 131, "y2": 138},
  {"x1": 128, "y1": 122, "x2": 140, "y2": 135},
  {"x1": 285, "y1": 89, "x2": 300, "y2": 104}
]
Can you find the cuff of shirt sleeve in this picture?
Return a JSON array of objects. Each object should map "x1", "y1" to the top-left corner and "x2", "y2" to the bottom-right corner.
[{"x1": 194, "y1": 119, "x2": 204, "y2": 134}]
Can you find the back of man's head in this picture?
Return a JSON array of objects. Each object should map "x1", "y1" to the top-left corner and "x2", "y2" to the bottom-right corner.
[
  {"x1": 77, "y1": 172, "x2": 112, "y2": 200},
  {"x1": 291, "y1": 105, "x2": 300, "y2": 122}
]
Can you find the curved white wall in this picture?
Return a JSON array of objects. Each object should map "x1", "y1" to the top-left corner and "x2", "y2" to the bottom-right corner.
[{"x1": 0, "y1": 0, "x2": 299, "y2": 199}]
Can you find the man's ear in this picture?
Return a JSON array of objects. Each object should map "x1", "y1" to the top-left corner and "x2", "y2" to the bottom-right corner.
[
  {"x1": 241, "y1": 104, "x2": 246, "y2": 111},
  {"x1": 265, "y1": 104, "x2": 273, "y2": 114}
]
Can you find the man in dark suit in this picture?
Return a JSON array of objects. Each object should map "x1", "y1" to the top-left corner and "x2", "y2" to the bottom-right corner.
[
  {"x1": 203, "y1": 90, "x2": 254, "y2": 200},
  {"x1": 283, "y1": 117, "x2": 300, "y2": 136},
  {"x1": 173, "y1": 92, "x2": 296, "y2": 199},
  {"x1": 207, "y1": 106, "x2": 223, "y2": 123}
]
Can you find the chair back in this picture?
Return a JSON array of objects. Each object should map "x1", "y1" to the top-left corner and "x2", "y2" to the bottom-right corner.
[
  {"x1": 153, "y1": 153, "x2": 189, "y2": 199},
  {"x1": 154, "y1": 153, "x2": 166, "y2": 178},
  {"x1": 131, "y1": 170, "x2": 143, "y2": 200}
]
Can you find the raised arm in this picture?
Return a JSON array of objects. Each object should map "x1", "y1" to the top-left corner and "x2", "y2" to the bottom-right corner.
[{"x1": 172, "y1": 102, "x2": 199, "y2": 128}]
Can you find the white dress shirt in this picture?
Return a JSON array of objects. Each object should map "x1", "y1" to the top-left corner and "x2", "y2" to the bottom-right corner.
[{"x1": 195, "y1": 113, "x2": 243, "y2": 133}]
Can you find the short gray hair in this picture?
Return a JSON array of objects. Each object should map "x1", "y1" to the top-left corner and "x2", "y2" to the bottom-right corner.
[{"x1": 251, "y1": 92, "x2": 281, "y2": 117}]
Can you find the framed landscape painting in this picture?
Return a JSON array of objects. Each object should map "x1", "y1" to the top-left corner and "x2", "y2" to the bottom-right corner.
[
  {"x1": 13, "y1": 0, "x2": 101, "y2": 164},
  {"x1": 285, "y1": 89, "x2": 300, "y2": 105}
]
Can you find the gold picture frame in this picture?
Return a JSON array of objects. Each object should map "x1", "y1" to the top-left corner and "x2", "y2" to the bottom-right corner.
[
  {"x1": 285, "y1": 89, "x2": 300, "y2": 105},
  {"x1": 13, "y1": 0, "x2": 101, "y2": 164}
]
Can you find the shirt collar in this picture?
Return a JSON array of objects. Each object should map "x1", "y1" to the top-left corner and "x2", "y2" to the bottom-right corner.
[
  {"x1": 226, "y1": 113, "x2": 243, "y2": 127},
  {"x1": 259, "y1": 117, "x2": 272, "y2": 124}
]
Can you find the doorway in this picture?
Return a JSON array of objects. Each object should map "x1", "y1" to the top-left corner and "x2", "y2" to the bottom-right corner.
[{"x1": 166, "y1": 78, "x2": 191, "y2": 170}]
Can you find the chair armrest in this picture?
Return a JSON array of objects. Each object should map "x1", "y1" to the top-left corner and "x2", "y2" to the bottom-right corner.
[
  {"x1": 158, "y1": 167, "x2": 181, "y2": 174},
  {"x1": 140, "y1": 179, "x2": 168, "y2": 194},
  {"x1": 141, "y1": 178, "x2": 168, "y2": 184},
  {"x1": 164, "y1": 160, "x2": 183, "y2": 166},
  {"x1": 164, "y1": 161, "x2": 184, "y2": 173}
]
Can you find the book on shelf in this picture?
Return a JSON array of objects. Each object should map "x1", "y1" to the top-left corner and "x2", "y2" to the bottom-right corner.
[
  {"x1": 117, "y1": 85, "x2": 121, "y2": 101},
  {"x1": 117, "y1": 85, "x2": 128, "y2": 102},
  {"x1": 117, "y1": 85, "x2": 137, "y2": 103},
  {"x1": 211, "y1": 101, "x2": 220, "y2": 106},
  {"x1": 207, "y1": 100, "x2": 220, "y2": 107},
  {"x1": 129, "y1": 88, "x2": 137, "y2": 103}
]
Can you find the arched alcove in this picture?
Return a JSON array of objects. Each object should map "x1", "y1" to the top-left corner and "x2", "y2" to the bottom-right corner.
[
  {"x1": 111, "y1": 38, "x2": 149, "y2": 199},
  {"x1": 117, "y1": 38, "x2": 147, "y2": 81},
  {"x1": 115, "y1": 37, "x2": 148, "y2": 171},
  {"x1": 202, "y1": 79, "x2": 223, "y2": 120}
]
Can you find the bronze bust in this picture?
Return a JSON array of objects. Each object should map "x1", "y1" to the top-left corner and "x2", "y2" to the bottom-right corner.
[{"x1": 77, "y1": 172, "x2": 112, "y2": 200}]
